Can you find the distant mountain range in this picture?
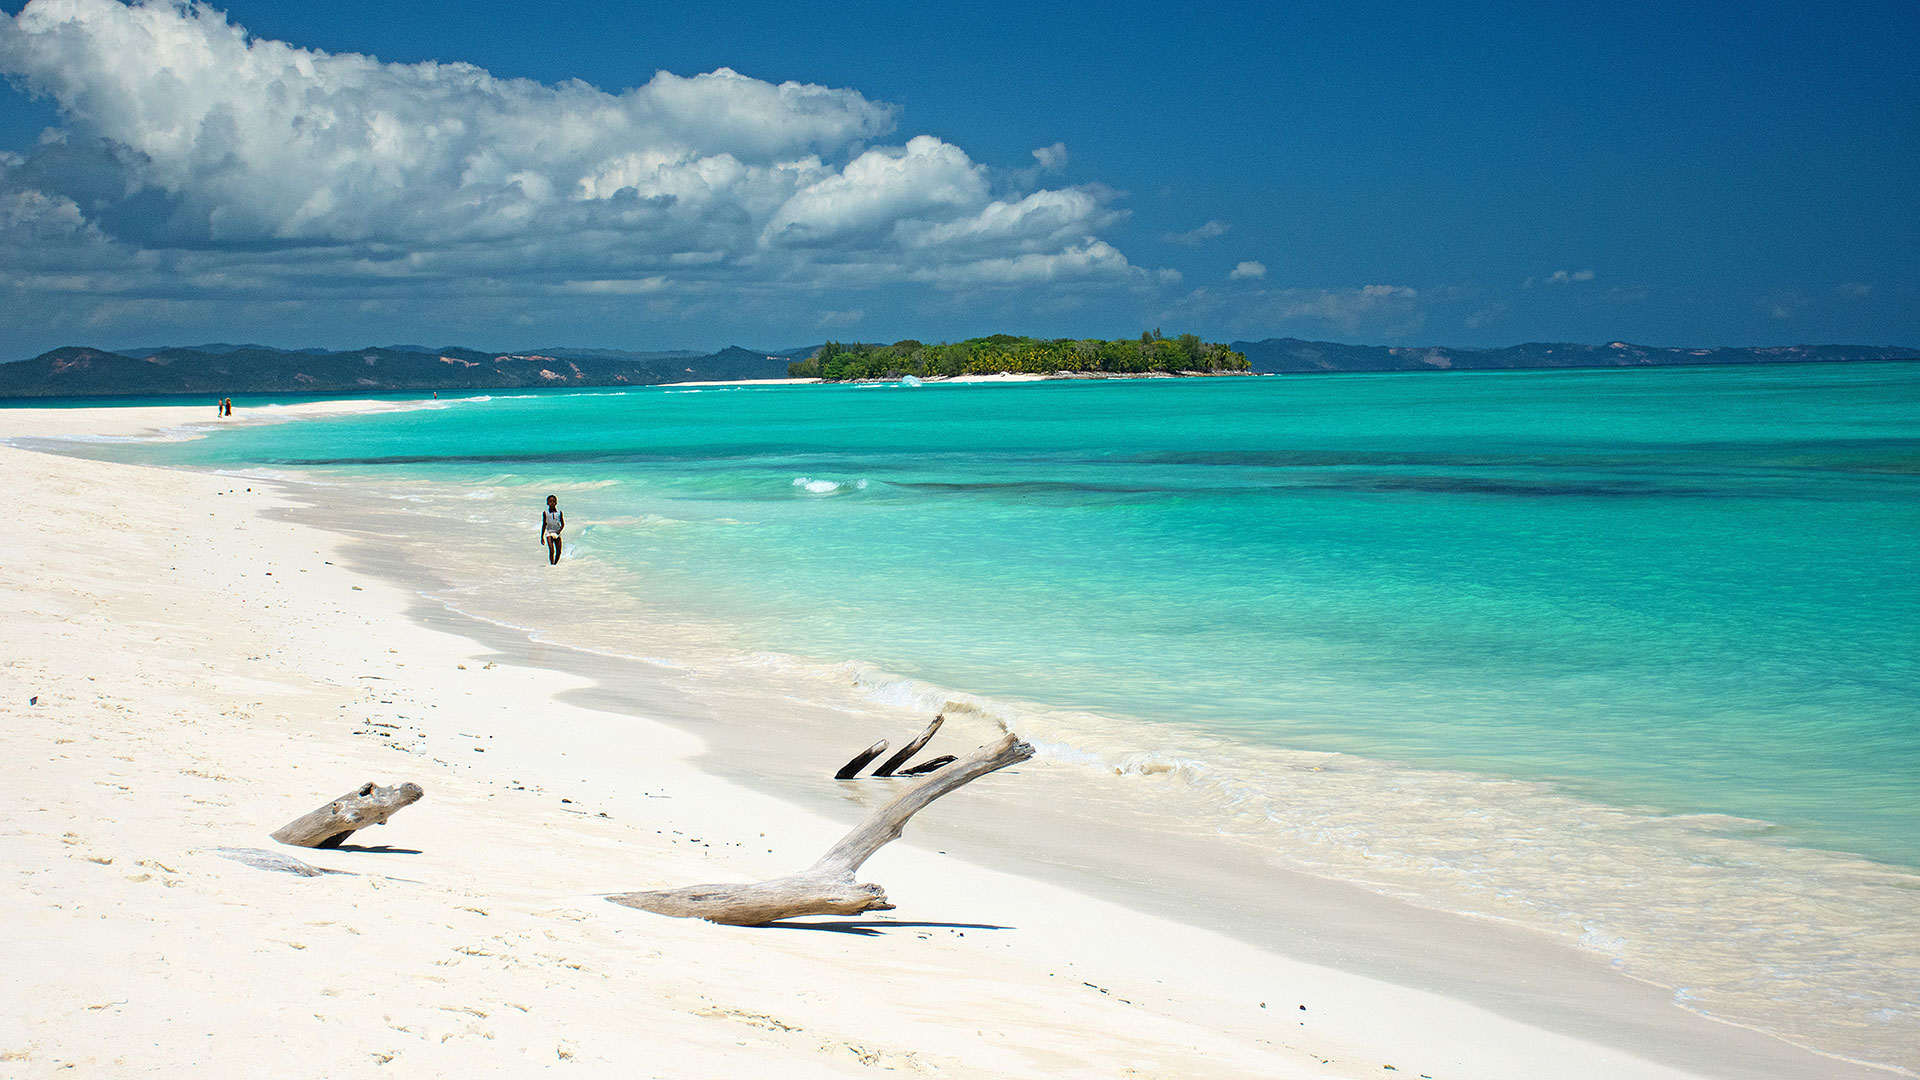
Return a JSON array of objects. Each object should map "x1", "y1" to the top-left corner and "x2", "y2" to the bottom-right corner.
[
  {"x1": 1, "y1": 338, "x2": 1914, "y2": 398},
  {"x1": 1227, "y1": 338, "x2": 1920, "y2": 374},
  {"x1": 0, "y1": 343, "x2": 814, "y2": 398}
]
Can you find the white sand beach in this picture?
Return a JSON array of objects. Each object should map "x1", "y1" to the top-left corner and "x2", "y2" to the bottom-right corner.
[{"x1": 0, "y1": 403, "x2": 1894, "y2": 1079}]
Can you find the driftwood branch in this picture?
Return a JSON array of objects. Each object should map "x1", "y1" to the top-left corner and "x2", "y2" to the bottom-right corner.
[
  {"x1": 834, "y1": 739, "x2": 890, "y2": 780},
  {"x1": 834, "y1": 715, "x2": 955, "y2": 779},
  {"x1": 872, "y1": 715, "x2": 942, "y2": 777},
  {"x1": 609, "y1": 733, "x2": 1033, "y2": 925},
  {"x1": 271, "y1": 781, "x2": 423, "y2": 848}
]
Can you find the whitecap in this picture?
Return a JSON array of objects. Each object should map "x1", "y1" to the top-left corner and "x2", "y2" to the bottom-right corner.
[{"x1": 790, "y1": 476, "x2": 868, "y2": 495}]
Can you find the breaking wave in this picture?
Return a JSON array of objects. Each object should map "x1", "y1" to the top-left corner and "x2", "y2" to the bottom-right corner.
[{"x1": 791, "y1": 476, "x2": 869, "y2": 495}]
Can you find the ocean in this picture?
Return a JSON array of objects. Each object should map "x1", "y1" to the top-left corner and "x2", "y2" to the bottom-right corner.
[{"x1": 37, "y1": 361, "x2": 1920, "y2": 1070}]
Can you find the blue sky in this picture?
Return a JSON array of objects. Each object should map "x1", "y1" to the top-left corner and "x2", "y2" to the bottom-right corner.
[{"x1": 0, "y1": 0, "x2": 1913, "y2": 358}]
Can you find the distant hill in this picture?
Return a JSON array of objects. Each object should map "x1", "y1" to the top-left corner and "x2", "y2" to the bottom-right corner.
[
  {"x1": 529, "y1": 346, "x2": 709, "y2": 364},
  {"x1": 117, "y1": 342, "x2": 333, "y2": 357},
  {"x1": 0, "y1": 343, "x2": 803, "y2": 398},
  {"x1": 1230, "y1": 338, "x2": 1920, "y2": 374}
]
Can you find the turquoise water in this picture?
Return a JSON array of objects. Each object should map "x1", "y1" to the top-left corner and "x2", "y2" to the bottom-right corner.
[
  {"x1": 27, "y1": 363, "x2": 1920, "y2": 1065},
  {"x1": 120, "y1": 364, "x2": 1920, "y2": 867}
]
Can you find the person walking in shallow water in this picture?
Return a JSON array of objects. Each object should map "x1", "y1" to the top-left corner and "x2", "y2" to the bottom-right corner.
[{"x1": 540, "y1": 495, "x2": 565, "y2": 565}]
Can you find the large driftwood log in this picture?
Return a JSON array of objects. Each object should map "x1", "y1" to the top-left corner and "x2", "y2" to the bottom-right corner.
[
  {"x1": 609, "y1": 733, "x2": 1033, "y2": 925},
  {"x1": 271, "y1": 781, "x2": 424, "y2": 848},
  {"x1": 872, "y1": 714, "x2": 943, "y2": 777}
]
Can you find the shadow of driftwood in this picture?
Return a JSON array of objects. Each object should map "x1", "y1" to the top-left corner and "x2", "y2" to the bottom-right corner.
[
  {"x1": 326, "y1": 844, "x2": 423, "y2": 855},
  {"x1": 756, "y1": 919, "x2": 1011, "y2": 936}
]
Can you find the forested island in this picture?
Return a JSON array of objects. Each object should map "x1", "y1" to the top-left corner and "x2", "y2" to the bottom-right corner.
[{"x1": 788, "y1": 332, "x2": 1251, "y2": 380}]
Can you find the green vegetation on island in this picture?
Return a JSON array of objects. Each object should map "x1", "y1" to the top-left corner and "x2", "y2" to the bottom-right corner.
[{"x1": 787, "y1": 331, "x2": 1251, "y2": 381}]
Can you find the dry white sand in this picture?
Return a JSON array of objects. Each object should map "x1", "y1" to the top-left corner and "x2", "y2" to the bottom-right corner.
[{"x1": 0, "y1": 403, "x2": 1866, "y2": 1078}]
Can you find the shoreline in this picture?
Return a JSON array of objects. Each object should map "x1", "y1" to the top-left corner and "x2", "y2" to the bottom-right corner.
[
  {"x1": 655, "y1": 369, "x2": 1255, "y2": 387},
  {"x1": 300, "y1": 482, "x2": 1905, "y2": 1080},
  {"x1": 1, "y1": 402, "x2": 1906, "y2": 1078}
]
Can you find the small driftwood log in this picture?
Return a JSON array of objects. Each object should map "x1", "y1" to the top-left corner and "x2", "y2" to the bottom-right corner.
[
  {"x1": 609, "y1": 732, "x2": 1033, "y2": 925},
  {"x1": 834, "y1": 739, "x2": 890, "y2": 780},
  {"x1": 872, "y1": 715, "x2": 943, "y2": 777},
  {"x1": 271, "y1": 781, "x2": 424, "y2": 848}
]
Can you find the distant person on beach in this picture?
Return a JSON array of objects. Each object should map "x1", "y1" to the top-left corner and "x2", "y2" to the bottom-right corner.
[{"x1": 540, "y1": 495, "x2": 565, "y2": 565}]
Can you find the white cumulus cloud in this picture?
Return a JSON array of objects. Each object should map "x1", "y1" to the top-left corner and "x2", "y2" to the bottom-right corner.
[
  {"x1": 0, "y1": 0, "x2": 1139, "y2": 337},
  {"x1": 900, "y1": 187, "x2": 1117, "y2": 253},
  {"x1": 1230, "y1": 260, "x2": 1266, "y2": 280},
  {"x1": 765, "y1": 135, "x2": 987, "y2": 247},
  {"x1": 1031, "y1": 142, "x2": 1068, "y2": 172},
  {"x1": 911, "y1": 239, "x2": 1134, "y2": 287}
]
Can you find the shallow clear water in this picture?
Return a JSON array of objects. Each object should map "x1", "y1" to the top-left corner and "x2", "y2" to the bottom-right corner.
[
  {"x1": 121, "y1": 365, "x2": 1920, "y2": 865},
  {"x1": 45, "y1": 364, "x2": 1920, "y2": 1068}
]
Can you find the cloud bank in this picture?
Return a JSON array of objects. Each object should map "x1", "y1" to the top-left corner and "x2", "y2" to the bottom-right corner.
[{"x1": 0, "y1": 0, "x2": 1138, "y2": 342}]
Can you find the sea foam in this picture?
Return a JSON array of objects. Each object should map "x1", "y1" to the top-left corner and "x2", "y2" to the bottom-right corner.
[{"x1": 791, "y1": 476, "x2": 868, "y2": 495}]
